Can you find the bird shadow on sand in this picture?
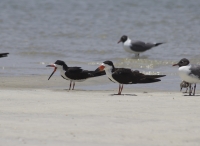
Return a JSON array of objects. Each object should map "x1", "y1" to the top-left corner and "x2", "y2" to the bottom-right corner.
[
  {"x1": 183, "y1": 95, "x2": 200, "y2": 97},
  {"x1": 130, "y1": 55, "x2": 149, "y2": 59},
  {"x1": 110, "y1": 94, "x2": 137, "y2": 96},
  {"x1": 63, "y1": 89, "x2": 89, "y2": 91}
]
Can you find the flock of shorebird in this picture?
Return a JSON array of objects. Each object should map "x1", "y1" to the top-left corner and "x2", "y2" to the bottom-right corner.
[
  {"x1": 1, "y1": 35, "x2": 200, "y2": 95},
  {"x1": 45, "y1": 35, "x2": 200, "y2": 96}
]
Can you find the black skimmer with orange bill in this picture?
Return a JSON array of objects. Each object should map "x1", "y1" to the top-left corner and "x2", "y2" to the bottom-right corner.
[
  {"x1": 0, "y1": 53, "x2": 9, "y2": 58},
  {"x1": 46, "y1": 60, "x2": 105, "y2": 90},
  {"x1": 173, "y1": 58, "x2": 200, "y2": 96},
  {"x1": 95, "y1": 60, "x2": 166, "y2": 95},
  {"x1": 118, "y1": 35, "x2": 164, "y2": 57}
]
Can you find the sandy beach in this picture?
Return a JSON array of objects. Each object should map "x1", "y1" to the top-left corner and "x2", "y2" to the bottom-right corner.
[
  {"x1": 1, "y1": 0, "x2": 200, "y2": 145},
  {"x1": 0, "y1": 76, "x2": 200, "y2": 146}
]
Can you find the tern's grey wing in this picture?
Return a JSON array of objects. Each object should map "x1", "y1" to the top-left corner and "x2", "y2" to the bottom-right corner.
[
  {"x1": 190, "y1": 65, "x2": 200, "y2": 78},
  {"x1": 130, "y1": 41, "x2": 151, "y2": 52}
]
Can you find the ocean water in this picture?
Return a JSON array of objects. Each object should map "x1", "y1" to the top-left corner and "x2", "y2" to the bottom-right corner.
[{"x1": 0, "y1": 0, "x2": 200, "y2": 91}]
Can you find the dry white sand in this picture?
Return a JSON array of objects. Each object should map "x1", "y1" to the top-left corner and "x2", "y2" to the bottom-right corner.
[{"x1": 0, "y1": 76, "x2": 200, "y2": 146}]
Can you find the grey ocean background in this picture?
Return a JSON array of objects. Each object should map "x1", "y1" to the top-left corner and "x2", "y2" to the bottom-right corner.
[{"x1": 0, "y1": 0, "x2": 200, "y2": 91}]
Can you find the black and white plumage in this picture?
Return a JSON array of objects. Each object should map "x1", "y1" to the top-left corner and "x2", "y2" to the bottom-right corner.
[
  {"x1": 118, "y1": 35, "x2": 164, "y2": 57},
  {"x1": 173, "y1": 58, "x2": 200, "y2": 95},
  {"x1": 46, "y1": 60, "x2": 105, "y2": 90},
  {"x1": 95, "y1": 60, "x2": 166, "y2": 95},
  {"x1": 180, "y1": 81, "x2": 190, "y2": 93},
  {"x1": 0, "y1": 53, "x2": 9, "y2": 58},
  {"x1": 179, "y1": 81, "x2": 195, "y2": 95}
]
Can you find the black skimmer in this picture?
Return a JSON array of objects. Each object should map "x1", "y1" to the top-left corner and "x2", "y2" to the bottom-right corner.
[
  {"x1": 0, "y1": 53, "x2": 9, "y2": 58},
  {"x1": 46, "y1": 60, "x2": 105, "y2": 90},
  {"x1": 95, "y1": 61, "x2": 166, "y2": 95},
  {"x1": 180, "y1": 81, "x2": 190, "y2": 93},
  {"x1": 173, "y1": 58, "x2": 200, "y2": 95},
  {"x1": 118, "y1": 35, "x2": 164, "y2": 57}
]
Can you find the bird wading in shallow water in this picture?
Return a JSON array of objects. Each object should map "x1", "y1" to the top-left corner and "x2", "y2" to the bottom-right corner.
[
  {"x1": 118, "y1": 35, "x2": 164, "y2": 57},
  {"x1": 46, "y1": 60, "x2": 105, "y2": 90},
  {"x1": 95, "y1": 60, "x2": 166, "y2": 95},
  {"x1": 173, "y1": 58, "x2": 200, "y2": 96}
]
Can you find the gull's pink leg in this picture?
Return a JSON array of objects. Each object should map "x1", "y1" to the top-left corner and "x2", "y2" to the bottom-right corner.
[
  {"x1": 69, "y1": 81, "x2": 72, "y2": 90},
  {"x1": 72, "y1": 82, "x2": 75, "y2": 90},
  {"x1": 118, "y1": 84, "x2": 121, "y2": 95}
]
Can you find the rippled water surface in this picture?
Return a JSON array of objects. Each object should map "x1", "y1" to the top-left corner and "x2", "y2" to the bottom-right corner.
[{"x1": 0, "y1": 0, "x2": 200, "y2": 90}]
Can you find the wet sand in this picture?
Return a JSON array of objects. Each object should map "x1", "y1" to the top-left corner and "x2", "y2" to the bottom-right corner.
[{"x1": 0, "y1": 76, "x2": 200, "y2": 146}]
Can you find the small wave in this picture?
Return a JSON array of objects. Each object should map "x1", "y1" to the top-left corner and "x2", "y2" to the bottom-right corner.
[
  {"x1": 110, "y1": 58, "x2": 175, "y2": 69},
  {"x1": 18, "y1": 51, "x2": 66, "y2": 57}
]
